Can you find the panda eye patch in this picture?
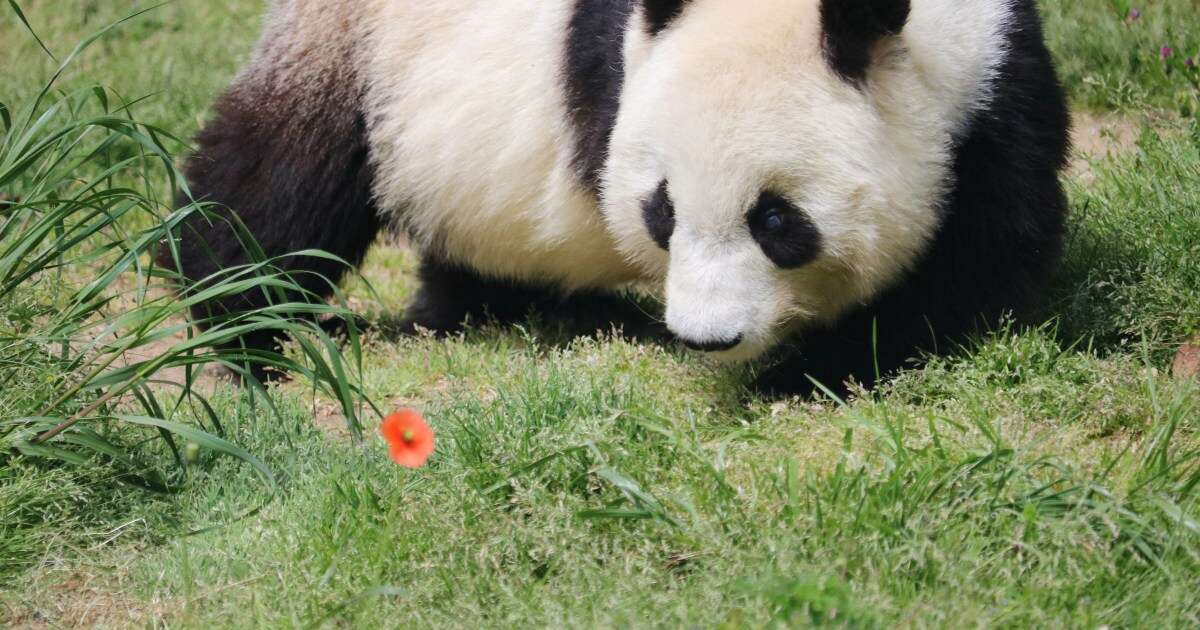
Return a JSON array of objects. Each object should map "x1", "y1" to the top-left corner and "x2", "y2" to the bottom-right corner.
[
  {"x1": 748, "y1": 191, "x2": 822, "y2": 269},
  {"x1": 641, "y1": 179, "x2": 675, "y2": 251}
]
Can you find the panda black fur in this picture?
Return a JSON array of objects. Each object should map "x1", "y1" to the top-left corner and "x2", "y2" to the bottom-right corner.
[{"x1": 169, "y1": 0, "x2": 1070, "y2": 397}]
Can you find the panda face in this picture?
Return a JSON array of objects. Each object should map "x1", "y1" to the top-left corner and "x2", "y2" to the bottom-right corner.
[{"x1": 601, "y1": 0, "x2": 986, "y2": 360}]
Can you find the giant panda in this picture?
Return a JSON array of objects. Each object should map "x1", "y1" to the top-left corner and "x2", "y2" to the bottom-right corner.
[{"x1": 168, "y1": 0, "x2": 1070, "y2": 397}]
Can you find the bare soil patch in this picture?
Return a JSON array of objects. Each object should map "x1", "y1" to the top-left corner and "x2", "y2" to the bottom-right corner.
[
  {"x1": 1072, "y1": 112, "x2": 1141, "y2": 158},
  {"x1": 2, "y1": 570, "x2": 164, "y2": 629},
  {"x1": 1175, "y1": 335, "x2": 1200, "y2": 381},
  {"x1": 1069, "y1": 112, "x2": 1141, "y2": 182}
]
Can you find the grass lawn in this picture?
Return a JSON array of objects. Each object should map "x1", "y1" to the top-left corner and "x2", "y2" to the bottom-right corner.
[{"x1": 2, "y1": 1, "x2": 1200, "y2": 627}]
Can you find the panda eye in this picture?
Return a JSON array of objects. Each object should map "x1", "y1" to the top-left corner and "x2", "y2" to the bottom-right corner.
[
  {"x1": 763, "y1": 208, "x2": 786, "y2": 232},
  {"x1": 641, "y1": 179, "x2": 675, "y2": 251},
  {"x1": 748, "y1": 191, "x2": 822, "y2": 269}
]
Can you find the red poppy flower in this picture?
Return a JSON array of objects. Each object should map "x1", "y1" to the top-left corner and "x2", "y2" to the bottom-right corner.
[{"x1": 380, "y1": 409, "x2": 435, "y2": 468}]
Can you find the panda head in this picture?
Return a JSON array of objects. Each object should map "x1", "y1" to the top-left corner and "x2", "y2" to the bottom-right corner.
[{"x1": 602, "y1": 0, "x2": 983, "y2": 360}]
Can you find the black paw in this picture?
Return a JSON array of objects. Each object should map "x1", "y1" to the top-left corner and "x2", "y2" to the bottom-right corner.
[
  {"x1": 557, "y1": 291, "x2": 669, "y2": 343},
  {"x1": 749, "y1": 354, "x2": 856, "y2": 402},
  {"x1": 318, "y1": 313, "x2": 371, "y2": 338},
  {"x1": 391, "y1": 306, "x2": 469, "y2": 338},
  {"x1": 749, "y1": 371, "x2": 812, "y2": 401}
]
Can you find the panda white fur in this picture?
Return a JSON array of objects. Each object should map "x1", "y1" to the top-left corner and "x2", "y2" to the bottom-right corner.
[{"x1": 169, "y1": 0, "x2": 1069, "y2": 396}]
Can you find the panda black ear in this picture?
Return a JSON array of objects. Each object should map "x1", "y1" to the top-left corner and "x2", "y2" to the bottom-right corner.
[
  {"x1": 641, "y1": 0, "x2": 691, "y2": 36},
  {"x1": 820, "y1": 0, "x2": 911, "y2": 82}
]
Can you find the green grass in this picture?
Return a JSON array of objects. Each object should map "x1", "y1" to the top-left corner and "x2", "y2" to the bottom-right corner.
[
  {"x1": 2, "y1": 0, "x2": 1200, "y2": 627},
  {"x1": 0, "y1": 0, "x2": 262, "y2": 140},
  {"x1": 0, "y1": 0, "x2": 371, "y2": 592},
  {"x1": 1041, "y1": 0, "x2": 1200, "y2": 115},
  {"x1": 1056, "y1": 121, "x2": 1200, "y2": 350}
]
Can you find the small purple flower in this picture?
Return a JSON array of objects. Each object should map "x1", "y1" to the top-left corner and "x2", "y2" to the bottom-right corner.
[
  {"x1": 1127, "y1": 8, "x2": 1141, "y2": 21},
  {"x1": 1187, "y1": 57, "x2": 1196, "y2": 68},
  {"x1": 1161, "y1": 45, "x2": 1173, "y2": 60}
]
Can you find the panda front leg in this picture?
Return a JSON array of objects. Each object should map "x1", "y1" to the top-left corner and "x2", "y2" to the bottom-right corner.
[
  {"x1": 751, "y1": 291, "x2": 958, "y2": 401},
  {"x1": 751, "y1": 312, "x2": 910, "y2": 400},
  {"x1": 398, "y1": 257, "x2": 666, "y2": 342},
  {"x1": 395, "y1": 258, "x2": 551, "y2": 336}
]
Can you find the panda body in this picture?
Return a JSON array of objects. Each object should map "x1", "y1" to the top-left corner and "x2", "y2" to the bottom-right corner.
[
  {"x1": 172, "y1": 0, "x2": 1070, "y2": 395},
  {"x1": 363, "y1": 1, "x2": 640, "y2": 290}
]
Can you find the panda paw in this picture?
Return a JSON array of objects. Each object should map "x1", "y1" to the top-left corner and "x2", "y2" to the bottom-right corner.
[{"x1": 750, "y1": 366, "x2": 853, "y2": 402}]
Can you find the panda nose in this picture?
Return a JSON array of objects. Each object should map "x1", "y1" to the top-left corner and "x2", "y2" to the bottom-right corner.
[{"x1": 677, "y1": 334, "x2": 743, "y2": 353}]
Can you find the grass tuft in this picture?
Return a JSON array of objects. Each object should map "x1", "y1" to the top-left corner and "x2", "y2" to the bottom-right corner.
[{"x1": 1, "y1": 4, "x2": 373, "y2": 583}]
